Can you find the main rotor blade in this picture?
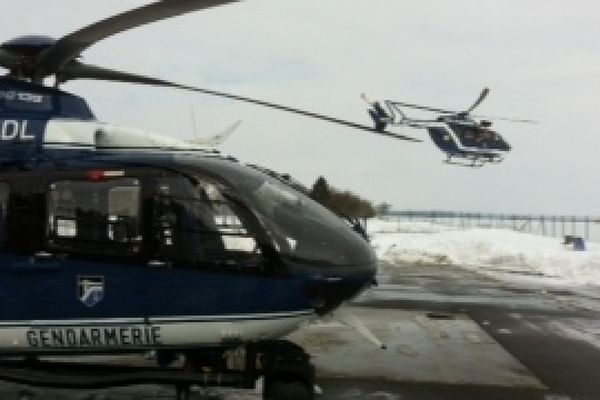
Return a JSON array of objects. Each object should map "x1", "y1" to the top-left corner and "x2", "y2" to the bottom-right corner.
[
  {"x1": 35, "y1": 0, "x2": 240, "y2": 76},
  {"x1": 61, "y1": 62, "x2": 421, "y2": 142},
  {"x1": 389, "y1": 101, "x2": 455, "y2": 115},
  {"x1": 466, "y1": 87, "x2": 490, "y2": 113}
]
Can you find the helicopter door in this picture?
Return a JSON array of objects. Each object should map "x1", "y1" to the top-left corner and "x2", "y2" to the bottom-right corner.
[
  {"x1": 151, "y1": 175, "x2": 265, "y2": 269},
  {"x1": 47, "y1": 177, "x2": 142, "y2": 257}
]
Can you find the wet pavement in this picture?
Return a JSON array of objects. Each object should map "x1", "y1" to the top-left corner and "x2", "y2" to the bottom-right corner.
[
  {"x1": 2, "y1": 262, "x2": 600, "y2": 400},
  {"x1": 350, "y1": 262, "x2": 600, "y2": 400}
]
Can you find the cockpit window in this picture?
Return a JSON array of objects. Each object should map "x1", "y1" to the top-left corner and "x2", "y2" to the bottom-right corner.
[
  {"x1": 450, "y1": 123, "x2": 504, "y2": 148},
  {"x1": 152, "y1": 175, "x2": 263, "y2": 268},
  {"x1": 242, "y1": 178, "x2": 361, "y2": 265},
  {"x1": 194, "y1": 160, "x2": 374, "y2": 267}
]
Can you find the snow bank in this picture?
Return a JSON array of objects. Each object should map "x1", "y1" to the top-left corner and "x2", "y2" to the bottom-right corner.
[{"x1": 369, "y1": 218, "x2": 600, "y2": 286}]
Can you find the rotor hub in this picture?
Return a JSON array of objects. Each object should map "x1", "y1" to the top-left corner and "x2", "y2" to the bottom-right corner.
[
  {"x1": 0, "y1": 36, "x2": 57, "y2": 81},
  {"x1": 1, "y1": 35, "x2": 56, "y2": 56}
]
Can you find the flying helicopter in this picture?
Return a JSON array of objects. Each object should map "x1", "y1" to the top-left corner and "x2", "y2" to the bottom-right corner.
[
  {"x1": 362, "y1": 88, "x2": 536, "y2": 167},
  {"x1": 0, "y1": 1, "x2": 421, "y2": 399}
]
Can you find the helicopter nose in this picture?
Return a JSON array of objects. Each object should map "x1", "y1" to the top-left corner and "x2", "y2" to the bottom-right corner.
[{"x1": 302, "y1": 252, "x2": 377, "y2": 315}]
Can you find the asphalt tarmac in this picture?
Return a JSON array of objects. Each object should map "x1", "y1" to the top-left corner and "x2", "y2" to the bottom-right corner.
[
  {"x1": 2, "y1": 262, "x2": 599, "y2": 400},
  {"x1": 349, "y1": 262, "x2": 600, "y2": 400}
]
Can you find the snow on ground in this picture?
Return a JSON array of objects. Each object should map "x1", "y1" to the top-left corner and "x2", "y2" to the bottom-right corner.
[{"x1": 368, "y1": 218, "x2": 600, "y2": 286}]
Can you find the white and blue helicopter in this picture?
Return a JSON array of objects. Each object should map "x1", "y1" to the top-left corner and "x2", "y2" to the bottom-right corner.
[
  {"x1": 362, "y1": 89, "x2": 535, "y2": 167},
  {"x1": 0, "y1": 1, "x2": 420, "y2": 399}
]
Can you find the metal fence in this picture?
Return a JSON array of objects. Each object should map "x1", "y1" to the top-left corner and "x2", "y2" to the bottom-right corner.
[{"x1": 386, "y1": 210, "x2": 600, "y2": 242}]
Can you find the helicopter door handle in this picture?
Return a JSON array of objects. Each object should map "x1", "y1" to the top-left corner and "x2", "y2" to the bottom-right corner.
[{"x1": 309, "y1": 275, "x2": 343, "y2": 283}]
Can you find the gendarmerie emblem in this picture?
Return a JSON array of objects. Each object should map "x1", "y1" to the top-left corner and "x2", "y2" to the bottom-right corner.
[{"x1": 78, "y1": 276, "x2": 104, "y2": 307}]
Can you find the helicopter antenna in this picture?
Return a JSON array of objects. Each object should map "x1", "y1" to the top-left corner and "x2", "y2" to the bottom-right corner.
[
  {"x1": 187, "y1": 105, "x2": 241, "y2": 146},
  {"x1": 186, "y1": 120, "x2": 242, "y2": 146}
]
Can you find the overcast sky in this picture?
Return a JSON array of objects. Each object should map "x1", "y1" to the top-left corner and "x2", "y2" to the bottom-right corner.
[{"x1": 2, "y1": 1, "x2": 600, "y2": 215}]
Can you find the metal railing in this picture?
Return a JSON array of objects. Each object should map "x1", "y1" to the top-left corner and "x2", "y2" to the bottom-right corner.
[{"x1": 385, "y1": 210, "x2": 600, "y2": 241}]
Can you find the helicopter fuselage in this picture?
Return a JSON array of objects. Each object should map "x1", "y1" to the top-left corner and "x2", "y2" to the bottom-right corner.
[
  {"x1": 365, "y1": 88, "x2": 523, "y2": 166},
  {"x1": 426, "y1": 120, "x2": 510, "y2": 163},
  {"x1": 0, "y1": 77, "x2": 377, "y2": 356}
]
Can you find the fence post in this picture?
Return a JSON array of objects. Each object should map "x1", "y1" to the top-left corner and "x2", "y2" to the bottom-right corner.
[
  {"x1": 585, "y1": 217, "x2": 589, "y2": 240},
  {"x1": 540, "y1": 216, "x2": 546, "y2": 236}
]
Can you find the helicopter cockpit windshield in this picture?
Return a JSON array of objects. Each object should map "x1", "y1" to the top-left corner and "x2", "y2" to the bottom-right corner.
[
  {"x1": 448, "y1": 122, "x2": 510, "y2": 151},
  {"x1": 189, "y1": 159, "x2": 375, "y2": 269}
]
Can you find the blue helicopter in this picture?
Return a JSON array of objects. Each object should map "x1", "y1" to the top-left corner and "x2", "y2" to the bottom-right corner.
[
  {"x1": 362, "y1": 89, "x2": 535, "y2": 167},
  {"x1": 0, "y1": 1, "x2": 421, "y2": 399}
]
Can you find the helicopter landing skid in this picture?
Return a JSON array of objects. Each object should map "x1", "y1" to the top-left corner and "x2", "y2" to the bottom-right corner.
[
  {"x1": 444, "y1": 155, "x2": 503, "y2": 168},
  {"x1": 0, "y1": 340, "x2": 315, "y2": 400},
  {"x1": 444, "y1": 158, "x2": 484, "y2": 168},
  {"x1": 0, "y1": 360, "x2": 207, "y2": 399}
]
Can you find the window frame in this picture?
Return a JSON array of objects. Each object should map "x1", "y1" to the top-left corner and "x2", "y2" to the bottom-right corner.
[
  {"x1": 46, "y1": 176, "x2": 143, "y2": 258},
  {"x1": 147, "y1": 171, "x2": 269, "y2": 272}
]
